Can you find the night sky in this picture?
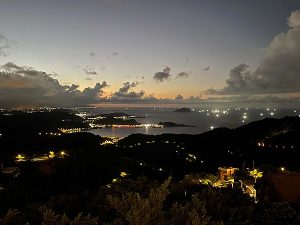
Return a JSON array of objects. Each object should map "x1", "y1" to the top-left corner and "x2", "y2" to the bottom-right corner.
[{"x1": 0, "y1": 0, "x2": 300, "y2": 107}]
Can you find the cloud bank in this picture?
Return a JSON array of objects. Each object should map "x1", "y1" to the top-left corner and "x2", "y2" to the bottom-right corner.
[
  {"x1": 207, "y1": 10, "x2": 300, "y2": 95},
  {"x1": 110, "y1": 81, "x2": 145, "y2": 101},
  {"x1": 0, "y1": 62, "x2": 108, "y2": 107},
  {"x1": 0, "y1": 61, "x2": 298, "y2": 108},
  {"x1": 175, "y1": 94, "x2": 184, "y2": 101}
]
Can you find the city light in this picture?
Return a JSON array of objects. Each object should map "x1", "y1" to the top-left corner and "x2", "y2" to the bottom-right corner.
[
  {"x1": 120, "y1": 171, "x2": 128, "y2": 177},
  {"x1": 49, "y1": 151, "x2": 55, "y2": 158},
  {"x1": 16, "y1": 154, "x2": 25, "y2": 161},
  {"x1": 249, "y1": 169, "x2": 263, "y2": 183}
]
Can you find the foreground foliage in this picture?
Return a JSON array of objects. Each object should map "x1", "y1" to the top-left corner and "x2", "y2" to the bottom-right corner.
[{"x1": 1, "y1": 176, "x2": 300, "y2": 225}]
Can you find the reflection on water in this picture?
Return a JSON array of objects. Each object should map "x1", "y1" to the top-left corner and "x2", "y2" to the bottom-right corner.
[{"x1": 83, "y1": 107, "x2": 299, "y2": 137}]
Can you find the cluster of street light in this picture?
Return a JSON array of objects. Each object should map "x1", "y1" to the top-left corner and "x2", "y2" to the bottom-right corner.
[{"x1": 15, "y1": 151, "x2": 68, "y2": 162}]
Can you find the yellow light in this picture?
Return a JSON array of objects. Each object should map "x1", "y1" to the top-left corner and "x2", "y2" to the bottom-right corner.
[
  {"x1": 120, "y1": 171, "x2": 128, "y2": 177},
  {"x1": 280, "y1": 167, "x2": 285, "y2": 172},
  {"x1": 16, "y1": 154, "x2": 25, "y2": 160},
  {"x1": 249, "y1": 169, "x2": 263, "y2": 183},
  {"x1": 60, "y1": 151, "x2": 65, "y2": 156},
  {"x1": 49, "y1": 151, "x2": 55, "y2": 158}
]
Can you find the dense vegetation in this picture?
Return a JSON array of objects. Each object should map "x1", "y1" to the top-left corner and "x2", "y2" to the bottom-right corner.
[
  {"x1": 1, "y1": 176, "x2": 300, "y2": 225},
  {"x1": 0, "y1": 111, "x2": 300, "y2": 224},
  {"x1": 0, "y1": 110, "x2": 87, "y2": 135}
]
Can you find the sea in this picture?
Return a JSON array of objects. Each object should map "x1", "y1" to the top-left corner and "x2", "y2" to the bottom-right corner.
[{"x1": 80, "y1": 107, "x2": 300, "y2": 137}]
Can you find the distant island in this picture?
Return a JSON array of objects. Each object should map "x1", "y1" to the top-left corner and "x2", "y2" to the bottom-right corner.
[
  {"x1": 94, "y1": 116, "x2": 140, "y2": 126},
  {"x1": 98, "y1": 112, "x2": 145, "y2": 118},
  {"x1": 173, "y1": 107, "x2": 191, "y2": 113},
  {"x1": 158, "y1": 122, "x2": 195, "y2": 127}
]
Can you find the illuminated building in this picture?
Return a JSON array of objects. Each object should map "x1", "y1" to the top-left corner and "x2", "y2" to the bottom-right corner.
[{"x1": 218, "y1": 167, "x2": 238, "y2": 181}]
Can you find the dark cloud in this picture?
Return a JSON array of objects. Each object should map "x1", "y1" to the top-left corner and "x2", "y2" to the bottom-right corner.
[
  {"x1": 85, "y1": 77, "x2": 93, "y2": 81},
  {"x1": 154, "y1": 66, "x2": 191, "y2": 82},
  {"x1": 82, "y1": 66, "x2": 98, "y2": 75},
  {"x1": 203, "y1": 66, "x2": 210, "y2": 71},
  {"x1": 114, "y1": 90, "x2": 145, "y2": 99},
  {"x1": 220, "y1": 63, "x2": 255, "y2": 94},
  {"x1": 209, "y1": 10, "x2": 300, "y2": 95},
  {"x1": 0, "y1": 62, "x2": 109, "y2": 107},
  {"x1": 119, "y1": 81, "x2": 138, "y2": 93},
  {"x1": 175, "y1": 94, "x2": 184, "y2": 101},
  {"x1": 111, "y1": 81, "x2": 145, "y2": 100},
  {"x1": 176, "y1": 71, "x2": 190, "y2": 79},
  {"x1": 81, "y1": 82, "x2": 108, "y2": 98},
  {"x1": 154, "y1": 66, "x2": 172, "y2": 83},
  {"x1": 89, "y1": 52, "x2": 96, "y2": 58}
]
